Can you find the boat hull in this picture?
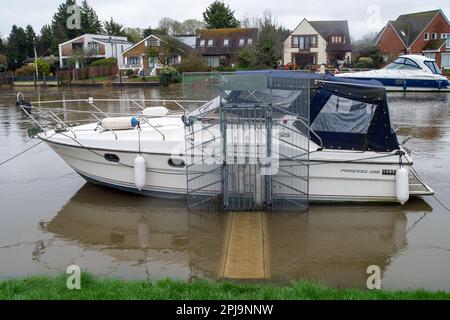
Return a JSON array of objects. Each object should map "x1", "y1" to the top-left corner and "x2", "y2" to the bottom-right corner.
[{"x1": 44, "y1": 140, "x2": 422, "y2": 204}]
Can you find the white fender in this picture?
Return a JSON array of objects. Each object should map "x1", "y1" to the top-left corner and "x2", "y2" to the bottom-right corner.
[
  {"x1": 142, "y1": 107, "x2": 170, "y2": 117},
  {"x1": 134, "y1": 155, "x2": 147, "y2": 190},
  {"x1": 396, "y1": 167, "x2": 409, "y2": 205}
]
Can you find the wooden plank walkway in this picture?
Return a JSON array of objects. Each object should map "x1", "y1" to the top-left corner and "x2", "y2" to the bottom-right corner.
[{"x1": 218, "y1": 212, "x2": 270, "y2": 279}]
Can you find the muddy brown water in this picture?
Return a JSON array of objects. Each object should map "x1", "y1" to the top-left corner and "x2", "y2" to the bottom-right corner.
[{"x1": 0, "y1": 86, "x2": 449, "y2": 290}]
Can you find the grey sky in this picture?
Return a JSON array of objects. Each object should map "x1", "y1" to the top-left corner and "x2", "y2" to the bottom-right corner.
[{"x1": 0, "y1": 0, "x2": 449, "y2": 40}]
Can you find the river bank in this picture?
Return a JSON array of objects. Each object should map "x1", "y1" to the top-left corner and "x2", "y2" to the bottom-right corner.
[{"x1": 1, "y1": 273, "x2": 449, "y2": 300}]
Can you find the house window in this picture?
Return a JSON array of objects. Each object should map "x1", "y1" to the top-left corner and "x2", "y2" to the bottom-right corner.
[
  {"x1": 331, "y1": 36, "x2": 344, "y2": 44},
  {"x1": 247, "y1": 38, "x2": 253, "y2": 45},
  {"x1": 87, "y1": 42, "x2": 100, "y2": 55},
  {"x1": 200, "y1": 39, "x2": 206, "y2": 47},
  {"x1": 168, "y1": 56, "x2": 179, "y2": 65},
  {"x1": 223, "y1": 39, "x2": 229, "y2": 46},
  {"x1": 447, "y1": 34, "x2": 450, "y2": 48},
  {"x1": 292, "y1": 36, "x2": 316, "y2": 50},
  {"x1": 146, "y1": 39, "x2": 160, "y2": 47},
  {"x1": 239, "y1": 38, "x2": 245, "y2": 46},
  {"x1": 207, "y1": 39, "x2": 214, "y2": 47},
  {"x1": 424, "y1": 33, "x2": 430, "y2": 41},
  {"x1": 442, "y1": 54, "x2": 450, "y2": 69},
  {"x1": 127, "y1": 56, "x2": 140, "y2": 66},
  {"x1": 432, "y1": 33, "x2": 437, "y2": 40},
  {"x1": 441, "y1": 33, "x2": 447, "y2": 40},
  {"x1": 204, "y1": 56, "x2": 220, "y2": 68},
  {"x1": 121, "y1": 45, "x2": 124, "y2": 53}
]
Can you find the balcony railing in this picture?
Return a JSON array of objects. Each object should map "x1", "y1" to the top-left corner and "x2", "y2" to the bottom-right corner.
[{"x1": 121, "y1": 64, "x2": 143, "y2": 70}]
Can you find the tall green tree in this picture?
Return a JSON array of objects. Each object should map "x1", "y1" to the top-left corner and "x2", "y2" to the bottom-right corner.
[
  {"x1": 255, "y1": 11, "x2": 289, "y2": 68},
  {"x1": 203, "y1": 1, "x2": 240, "y2": 29},
  {"x1": 37, "y1": 25, "x2": 54, "y2": 56},
  {"x1": 25, "y1": 25, "x2": 36, "y2": 59},
  {"x1": 51, "y1": 0, "x2": 81, "y2": 54},
  {"x1": 80, "y1": 0, "x2": 102, "y2": 34},
  {"x1": 103, "y1": 18, "x2": 125, "y2": 36},
  {"x1": 0, "y1": 37, "x2": 5, "y2": 54},
  {"x1": 6, "y1": 25, "x2": 28, "y2": 69}
]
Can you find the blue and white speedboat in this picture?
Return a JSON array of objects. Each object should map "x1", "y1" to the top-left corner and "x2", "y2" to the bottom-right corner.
[{"x1": 338, "y1": 55, "x2": 449, "y2": 92}]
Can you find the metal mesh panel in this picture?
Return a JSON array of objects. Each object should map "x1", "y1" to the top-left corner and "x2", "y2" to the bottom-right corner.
[{"x1": 184, "y1": 72, "x2": 310, "y2": 212}]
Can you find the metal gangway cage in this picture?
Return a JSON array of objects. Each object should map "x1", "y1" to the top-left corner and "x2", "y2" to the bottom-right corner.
[{"x1": 183, "y1": 72, "x2": 312, "y2": 212}]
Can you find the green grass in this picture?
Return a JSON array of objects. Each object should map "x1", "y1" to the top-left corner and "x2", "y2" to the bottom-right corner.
[{"x1": 1, "y1": 273, "x2": 450, "y2": 300}]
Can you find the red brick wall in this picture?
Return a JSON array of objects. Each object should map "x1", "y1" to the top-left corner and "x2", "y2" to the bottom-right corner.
[
  {"x1": 377, "y1": 23, "x2": 406, "y2": 59},
  {"x1": 410, "y1": 12, "x2": 450, "y2": 67}
]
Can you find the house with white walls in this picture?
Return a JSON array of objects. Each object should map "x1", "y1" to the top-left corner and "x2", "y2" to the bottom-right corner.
[
  {"x1": 284, "y1": 19, "x2": 352, "y2": 69},
  {"x1": 59, "y1": 34, "x2": 133, "y2": 69}
]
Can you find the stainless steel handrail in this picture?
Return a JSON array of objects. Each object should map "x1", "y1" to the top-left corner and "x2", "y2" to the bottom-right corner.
[
  {"x1": 92, "y1": 113, "x2": 118, "y2": 140},
  {"x1": 47, "y1": 110, "x2": 77, "y2": 138},
  {"x1": 139, "y1": 116, "x2": 166, "y2": 141}
]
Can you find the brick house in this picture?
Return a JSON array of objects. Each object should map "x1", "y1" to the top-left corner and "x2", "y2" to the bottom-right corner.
[
  {"x1": 195, "y1": 28, "x2": 259, "y2": 68},
  {"x1": 283, "y1": 19, "x2": 352, "y2": 69},
  {"x1": 374, "y1": 9, "x2": 450, "y2": 70},
  {"x1": 121, "y1": 34, "x2": 193, "y2": 75}
]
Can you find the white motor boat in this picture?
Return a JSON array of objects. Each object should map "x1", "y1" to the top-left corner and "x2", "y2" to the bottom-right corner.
[
  {"x1": 338, "y1": 55, "x2": 450, "y2": 92},
  {"x1": 17, "y1": 71, "x2": 433, "y2": 210}
]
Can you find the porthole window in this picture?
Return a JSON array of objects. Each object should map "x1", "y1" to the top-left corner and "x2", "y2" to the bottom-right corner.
[
  {"x1": 168, "y1": 158, "x2": 185, "y2": 168},
  {"x1": 104, "y1": 153, "x2": 120, "y2": 163}
]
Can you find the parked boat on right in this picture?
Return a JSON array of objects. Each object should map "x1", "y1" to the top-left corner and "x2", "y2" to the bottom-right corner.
[{"x1": 338, "y1": 55, "x2": 450, "y2": 92}]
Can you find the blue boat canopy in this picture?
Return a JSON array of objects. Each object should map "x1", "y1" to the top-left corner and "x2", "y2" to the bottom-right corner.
[
  {"x1": 185, "y1": 70, "x2": 400, "y2": 153},
  {"x1": 309, "y1": 74, "x2": 400, "y2": 152}
]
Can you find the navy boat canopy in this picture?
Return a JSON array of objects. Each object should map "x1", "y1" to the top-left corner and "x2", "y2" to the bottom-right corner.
[
  {"x1": 231, "y1": 70, "x2": 400, "y2": 153},
  {"x1": 308, "y1": 74, "x2": 400, "y2": 152}
]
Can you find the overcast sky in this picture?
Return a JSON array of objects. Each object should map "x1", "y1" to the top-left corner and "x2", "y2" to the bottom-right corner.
[{"x1": 0, "y1": 0, "x2": 449, "y2": 40}]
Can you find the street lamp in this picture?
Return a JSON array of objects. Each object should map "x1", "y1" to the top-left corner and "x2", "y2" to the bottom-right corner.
[{"x1": 33, "y1": 37, "x2": 39, "y2": 81}]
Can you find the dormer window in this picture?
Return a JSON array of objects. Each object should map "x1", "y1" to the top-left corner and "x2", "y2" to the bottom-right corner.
[
  {"x1": 331, "y1": 36, "x2": 344, "y2": 44},
  {"x1": 207, "y1": 39, "x2": 214, "y2": 47},
  {"x1": 247, "y1": 38, "x2": 253, "y2": 45},
  {"x1": 432, "y1": 33, "x2": 437, "y2": 40},
  {"x1": 223, "y1": 39, "x2": 229, "y2": 47},
  {"x1": 424, "y1": 33, "x2": 430, "y2": 41},
  {"x1": 146, "y1": 38, "x2": 160, "y2": 47},
  {"x1": 239, "y1": 38, "x2": 245, "y2": 46},
  {"x1": 200, "y1": 39, "x2": 206, "y2": 47}
]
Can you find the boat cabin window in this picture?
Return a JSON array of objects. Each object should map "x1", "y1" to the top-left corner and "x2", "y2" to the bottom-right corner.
[
  {"x1": 311, "y1": 95, "x2": 377, "y2": 134},
  {"x1": 384, "y1": 57, "x2": 420, "y2": 70},
  {"x1": 424, "y1": 60, "x2": 442, "y2": 74}
]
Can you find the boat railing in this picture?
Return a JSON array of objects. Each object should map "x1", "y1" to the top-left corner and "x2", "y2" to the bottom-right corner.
[{"x1": 15, "y1": 95, "x2": 208, "y2": 139}]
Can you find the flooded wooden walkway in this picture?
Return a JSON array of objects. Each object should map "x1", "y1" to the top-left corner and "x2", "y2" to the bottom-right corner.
[{"x1": 218, "y1": 212, "x2": 270, "y2": 279}]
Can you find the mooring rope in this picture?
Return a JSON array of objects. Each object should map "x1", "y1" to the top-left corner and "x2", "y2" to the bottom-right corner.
[{"x1": 0, "y1": 133, "x2": 56, "y2": 167}]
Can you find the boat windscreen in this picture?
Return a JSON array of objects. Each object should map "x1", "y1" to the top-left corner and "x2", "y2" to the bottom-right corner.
[
  {"x1": 311, "y1": 96, "x2": 377, "y2": 134},
  {"x1": 308, "y1": 79, "x2": 400, "y2": 152}
]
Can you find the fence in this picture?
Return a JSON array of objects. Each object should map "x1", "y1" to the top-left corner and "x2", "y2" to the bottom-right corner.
[
  {"x1": 56, "y1": 66, "x2": 118, "y2": 82},
  {"x1": 0, "y1": 71, "x2": 13, "y2": 85}
]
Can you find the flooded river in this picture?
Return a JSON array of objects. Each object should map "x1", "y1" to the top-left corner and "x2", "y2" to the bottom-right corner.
[{"x1": 0, "y1": 86, "x2": 449, "y2": 290}]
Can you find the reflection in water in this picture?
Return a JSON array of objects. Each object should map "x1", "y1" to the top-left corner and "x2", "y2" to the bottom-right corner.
[
  {"x1": 389, "y1": 93, "x2": 449, "y2": 141},
  {"x1": 43, "y1": 183, "x2": 432, "y2": 287}
]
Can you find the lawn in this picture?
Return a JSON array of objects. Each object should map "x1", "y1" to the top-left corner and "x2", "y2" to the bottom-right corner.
[{"x1": 1, "y1": 273, "x2": 449, "y2": 300}]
